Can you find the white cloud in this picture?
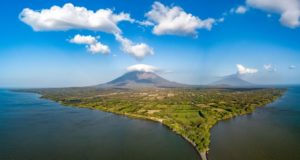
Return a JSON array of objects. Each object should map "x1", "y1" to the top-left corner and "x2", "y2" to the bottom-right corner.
[
  {"x1": 263, "y1": 64, "x2": 277, "y2": 72},
  {"x1": 229, "y1": 5, "x2": 248, "y2": 14},
  {"x1": 246, "y1": 0, "x2": 300, "y2": 28},
  {"x1": 87, "y1": 42, "x2": 110, "y2": 54},
  {"x1": 114, "y1": 34, "x2": 153, "y2": 59},
  {"x1": 145, "y1": 1, "x2": 216, "y2": 36},
  {"x1": 70, "y1": 34, "x2": 97, "y2": 44},
  {"x1": 136, "y1": 20, "x2": 155, "y2": 26},
  {"x1": 127, "y1": 64, "x2": 159, "y2": 73},
  {"x1": 19, "y1": 3, "x2": 134, "y2": 34},
  {"x1": 69, "y1": 34, "x2": 110, "y2": 54},
  {"x1": 289, "y1": 65, "x2": 296, "y2": 69},
  {"x1": 236, "y1": 6, "x2": 248, "y2": 14},
  {"x1": 19, "y1": 3, "x2": 155, "y2": 59},
  {"x1": 236, "y1": 64, "x2": 258, "y2": 74}
]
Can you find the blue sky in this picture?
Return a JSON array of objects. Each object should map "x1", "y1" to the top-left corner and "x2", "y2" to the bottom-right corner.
[{"x1": 0, "y1": 0, "x2": 299, "y2": 88}]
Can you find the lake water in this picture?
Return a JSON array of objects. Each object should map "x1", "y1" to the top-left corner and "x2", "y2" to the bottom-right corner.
[
  {"x1": 0, "y1": 90, "x2": 199, "y2": 160},
  {"x1": 1, "y1": 88, "x2": 299, "y2": 160},
  {"x1": 208, "y1": 86, "x2": 300, "y2": 160}
]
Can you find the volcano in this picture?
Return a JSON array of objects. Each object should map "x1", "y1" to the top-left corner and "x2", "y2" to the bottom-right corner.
[
  {"x1": 212, "y1": 74, "x2": 254, "y2": 87},
  {"x1": 97, "y1": 71, "x2": 186, "y2": 88}
]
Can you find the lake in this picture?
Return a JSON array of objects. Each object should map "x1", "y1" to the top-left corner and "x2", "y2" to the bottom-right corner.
[
  {"x1": 0, "y1": 90, "x2": 199, "y2": 160},
  {"x1": 1, "y1": 87, "x2": 299, "y2": 160},
  {"x1": 208, "y1": 86, "x2": 300, "y2": 160}
]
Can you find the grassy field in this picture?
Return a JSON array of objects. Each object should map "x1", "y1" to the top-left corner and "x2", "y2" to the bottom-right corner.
[{"x1": 25, "y1": 87, "x2": 285, "y2": 156}]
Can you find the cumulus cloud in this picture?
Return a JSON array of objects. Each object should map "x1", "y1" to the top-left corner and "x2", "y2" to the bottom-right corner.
[
  {"x1": 235, "y1": 6, "x2": 248, "y2": 14},
  {"x1": 263, "y1": 64, "x2": 277, "y2": 72},
  {"x1": 127, "y1": 64, "x2": 159, "y2": 73},
  {"x1": 114, "y1": 34, "x2": 153, "y2": 59},
  {"x1": 229, "y1": 5, "x2": 248, "y2": 14},
  {"x1": 145, "y1": 1, "x2": 216, "y2": 36},
  {"x1": 236, "y1": 64, "x2": 258, "y2": 74},
  {"x1": 19, "y1": 3, "x2": 134, "y2": 34},
  {"x1": 70, "y1": 34, "x2": 97, "y2": 44},
  {"x1": 19, "y1": 3, "x2": 156, "y2": 60},
  {"x1": 69, "y1": 34, "x2": 110, "y2": 54},
  {"x1": 289, "y1": 65, "x2": 296, "y2": 69},
  {"x1": 246, "y1": 0, "x2": 300, "y2": 28},
  {"x1": 87, "y1": 43, "x2": 110, "y2": 54}
]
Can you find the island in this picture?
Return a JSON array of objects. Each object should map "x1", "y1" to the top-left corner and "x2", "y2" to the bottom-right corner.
[{"x1": 22, "y1": 87, "x2": 285, "y2": 160}]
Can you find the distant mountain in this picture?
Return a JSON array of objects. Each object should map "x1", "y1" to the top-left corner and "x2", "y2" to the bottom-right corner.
[
  {"x1": 212, "y1": 74, "x2": 254, "y2": 87},
  {"x1": 97, "y1": 71, "x2": 187, "y2": 88}
]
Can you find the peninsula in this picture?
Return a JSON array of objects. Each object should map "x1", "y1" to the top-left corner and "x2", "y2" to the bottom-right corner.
[{"x1": 21, "y1": 71, "x2": 285, "y2": 160}]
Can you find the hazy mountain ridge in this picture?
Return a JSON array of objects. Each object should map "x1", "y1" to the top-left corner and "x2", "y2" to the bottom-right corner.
[
  {"x1": 212, "y1": 74, "x2": 254, "y2": 87},
  {"x1": 97, "y1": 71, "x2": 187, "y2": 88},
  {"x1": 95, "y1": 71, "x2": 257, "y2": 89}
]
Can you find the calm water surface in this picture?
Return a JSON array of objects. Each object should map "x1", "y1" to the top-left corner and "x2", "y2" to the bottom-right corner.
[
  {"x1": 0, "y1": 90, "x2": 199, "y2": 160},
  {"x1": 209, "y1": 86, "x2": 300, "y2": 160},
  {"x1": 2, "y1": 87, "x2": 299, "y2": 160}
]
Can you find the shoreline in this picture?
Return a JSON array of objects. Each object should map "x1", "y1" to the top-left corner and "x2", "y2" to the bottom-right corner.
[
  {"x1": 42, "y1": 99, "x2": 278, "y2": 160},
  {"x1": 73, "y1": 104, "x2": 207, "y2": 160},
  {"x1": 53, "y1": 97, "x2": 284, "y2": 160},
  {"x1": 17, "y1": 89, "x2": 286, "y2": 160},
  {"x1": 43, "y1": 97, "x2": 207, "y2": 160}
]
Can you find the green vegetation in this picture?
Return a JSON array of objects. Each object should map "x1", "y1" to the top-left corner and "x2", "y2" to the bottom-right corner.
[{"x1": 26, "y1": 87, "x2": 285, "y2": 154}]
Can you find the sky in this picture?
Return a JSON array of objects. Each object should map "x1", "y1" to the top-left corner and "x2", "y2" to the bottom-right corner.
[{"x1": 0, "y1": 0, "x2": 299, "y2": 88}]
